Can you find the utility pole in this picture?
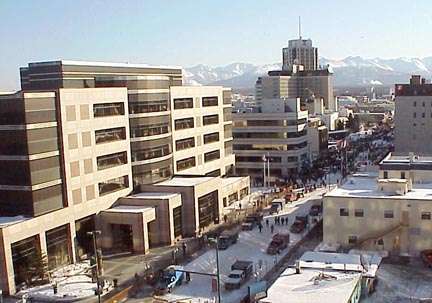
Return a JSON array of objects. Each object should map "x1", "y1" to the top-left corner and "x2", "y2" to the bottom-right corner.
[
  {"x1": 267, "y1": 152, "x2": 270, "y2": 188},
  {"x1": 87, "y1": 230, "x2": 102, "y2": 303},
  {"x1": 208, "y1": 237, "x2": 221, "y2": 303},
  {"x1": 263, "y1": 154, "x2": 267, "y2": 188}
]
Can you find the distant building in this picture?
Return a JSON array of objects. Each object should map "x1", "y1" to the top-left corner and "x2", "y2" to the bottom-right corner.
[
  {"x1": 232, "y1": 98, "x2": 308, "y2": 185},
  {"x1": 282, "y1": 38, "x2": 318, "y2": 71},
  {"x1": 394, "y1": 75, "x2": 432, "y2": 155}
]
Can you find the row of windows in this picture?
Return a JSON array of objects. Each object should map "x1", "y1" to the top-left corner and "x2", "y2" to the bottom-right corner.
[
  {"x1": 132, "y1": 145, "x2": 170, "y2": 162},
  {"x1": 130, "y1": 123, "x2": 169, "y2": 138},
  {"x1": 97, "y1": 151, "x2": 128, "y2": 170},
  {"x1": 173, "y1": 96, "x2": 219, "y2": 109},
  {"x1": 93, "y1": 103, "x2": 125, "y2": 117},
  {"x1": 133, "y1": 166, "x2": 172, "y2": 187},
  {"x1": 174, "y1": 115, "x2": 219, "y2": 130},
  {"x1": 98, "y1": 175, "x2": 129, "y2": 196},
  {"x1": 413, "y1": 112, "x2": 432, "y2": 118},
  {"x1": 95, "y1": 127, "x2": 126, "y2": 144},
  {"x1": 129, "y1": 100, "x2": 168, "y2": 114},
  {"x1": 339, "y1": 208, "x2": 432, "y2": 220},
  {"x1": 413, "y1": 101, "x2": 431, "y2": 107},
  {"x1": 176, "y1": 137, "x2": 195, "y2": 151},
  {"x1": 233, "y1": 131, "x2": 307, "y2": 139},
  {"x1": 177, "y1": 157, "x2": 196, "y2": 171},
  {"x1": 233, "y1": 142, "x2": 307, "y2": 151},
  {"x1": 203, "y1": 132, "x2": 219, "y2": 144},
  {"x1": 235, "y1": 156, "x2": 282, "y2": 163},
  {"x1": 204, "y1": 150, "x2": 220, "y2": 162}
]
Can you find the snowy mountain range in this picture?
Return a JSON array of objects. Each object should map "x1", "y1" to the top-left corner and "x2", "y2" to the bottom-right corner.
[{"x1": 183, "y1": 56, "x2": 432, "y2": 88}]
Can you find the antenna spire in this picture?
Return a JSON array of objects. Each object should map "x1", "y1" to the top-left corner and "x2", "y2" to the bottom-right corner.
[{"x1": 298, "y1": 16, "x2": 302, "y2": 40}]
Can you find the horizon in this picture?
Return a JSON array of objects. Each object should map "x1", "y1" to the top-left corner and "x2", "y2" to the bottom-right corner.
[{"x1": 2, "y1": 0, "x2": 432, "y2": 89}]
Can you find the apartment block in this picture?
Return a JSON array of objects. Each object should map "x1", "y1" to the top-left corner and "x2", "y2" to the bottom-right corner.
[
  {"x1": 323, "y1": 153, "x2": 432, "y2": 256},
  {"x1": 394, "y1": 75, "x2": 432, "y2": 155},
  {"x1": 0, "y1": 60, "x2": 247, "y2": 294},
  {"x1": 233, "y1": 98, "x2": 309, "y2": 185}
]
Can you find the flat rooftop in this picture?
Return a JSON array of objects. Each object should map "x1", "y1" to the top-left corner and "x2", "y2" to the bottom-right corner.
[
  {"x1": 299, "y1": 251, "x2": 363, "y2": 272},
  {"x1": 155, "y1": 177, "x2": 215, "y2": 187},
  {"x1": 27, "y1": 60, "x2": 182, "y2": 70},
  {"x1": 127, "y1": 192, "x2": 180, "y2": 200},
  {"x1": 325, "y1": 176, "x2": 432, "y2": 200},
  {"x1": 103, "y1": 205, "x2": 154, "y2": 214},
  {"x1": 261, "y1": 267, "x2": 361, "y2": 303}
]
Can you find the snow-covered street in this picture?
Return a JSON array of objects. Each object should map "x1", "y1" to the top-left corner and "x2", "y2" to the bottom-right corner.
[{"x1": 161, "y1": 190, "x2": 325, "y2": 303}]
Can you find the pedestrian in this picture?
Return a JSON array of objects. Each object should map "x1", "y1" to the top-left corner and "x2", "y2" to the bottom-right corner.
[
  {"x1": 270, "y1": 225, "x2": 274, "y2": 234},
  {"x1": 266, "y1": 218, "x2": 269, "y2": 227},
  {"x1": 281, "y1": 217, "x2": 285, "y2": 225},
  {"x1": 258, "y1": 223, "x2": 263, "y2": 233},
  {"x1": 285, "y1": 217, "x2": 288, "y2": 225}
]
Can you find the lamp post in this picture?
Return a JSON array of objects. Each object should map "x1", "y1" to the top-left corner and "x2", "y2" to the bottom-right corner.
[
  {"x1": 208, "y1": 237, "x2": 221, "y2": 303},
  {"x1": 87, "y1": 230, "x2": 102, "y2": 303}
]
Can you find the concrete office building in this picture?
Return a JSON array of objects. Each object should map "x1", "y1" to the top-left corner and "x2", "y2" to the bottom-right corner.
[
  {"x1": 282, "y1": 38, "x2": 318, "y2": 71},
  {"x1": 323, "y1": 153, "x2": 432, "y2": 256},
  {"x1": 394, "y1": 75, "x2": 432, "y2": 155},
  {"x1": 0, "y1": 60, "x2": 246, "y2": 294},
  {"x1": 233, "y1": 98, "x2": 309, "y2": 185}
]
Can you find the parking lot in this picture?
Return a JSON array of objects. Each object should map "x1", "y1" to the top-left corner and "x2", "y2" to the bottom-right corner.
[{"x1": 156, "y1": 189, "x2": 325, "y2": 303}]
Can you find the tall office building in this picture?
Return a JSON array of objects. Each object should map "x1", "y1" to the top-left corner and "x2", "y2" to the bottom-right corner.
[
  {"x1": 0, "y1": 60, "x2": 247, "y2": 294},
  {"x1": 233, "y1": 98, "x2": 309, "y2": 185},
  {"x1": 282, "y1": 38, "x2": 318, "y2": 71},
  {"x1": 394, "y1": 75, "x2": 432, "y2": 155}
]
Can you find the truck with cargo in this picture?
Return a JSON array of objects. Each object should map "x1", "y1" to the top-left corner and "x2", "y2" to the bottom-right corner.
[
  {"x1": 224, "y1": 260, "x2": 253, "y2": 290},
  {"x1": 266, "y1": 233, "x2": 290, "y2": 255}
]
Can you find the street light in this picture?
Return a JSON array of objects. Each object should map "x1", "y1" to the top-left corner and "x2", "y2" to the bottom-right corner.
[
  {"x1": 208, "y1": 237, "x2": 221, "y2": 303},
  {"x1": 87, "y1": 230, "x2": 102, "y2": 303}
]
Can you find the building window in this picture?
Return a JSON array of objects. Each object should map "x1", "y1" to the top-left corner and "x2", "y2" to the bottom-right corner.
[
  {"x1": 203, "y1": 114, "x2": 219, "y2": 126},
  {"x1": 414, "y1": 102, "x2": 417, "y2": 107},
  {"x1": 422, "y1": 112, "x2": 426, "y2": 118},
  {"x1": 173, "y1": 206, "x2": 182, "y2": 237},
  {"x1": 177, "y1": 157, "x2": 196, "y2": 171},
  {"x1": 354, "y1": 209, "x2": 364, "y2": 217},
  {"x1": 198, "y1": 191, "x2": 219, "y2": 228},
  {"x1": 97, "y1": 151, "x2": 128, "y2": 170},
  {"x1": 130, "y1": 123, "x2": 169, "y2": 138},
  {"x1": 93, "y1": 102, "x2": 125, "y2": 117},
  {"x1": 384, "y1": 210, "x2": 394, "y2": 218},
  {"x1": 175, "y1": 117, "x2": 194, "y2": 130},
  {"x1": 340, "y1": 208, "x2": 349, "y2": 216},
  {"x1": 176, "y1": 137, "x2": 195, "y2": 151},
  {"x1": 348, "y1": 236, "x2": 357, "y2": 245},
  {"x1": 377, "y1": 239, "x2": 384, "y2": 245},
  {"x1": 383, "y1": 171, "x2": 388, "y2": 179},
  {"x1": 204, "y1": 132, "x2": 220, "y2": 144},
  {"x1": 95, "y1": 127, "x2": 126, "y2": 144},
  {"x1": 421, "y1": 212, "x2": 431, "y2": 220},
  {"x1": 205, "y1": 169, "x2": 221, "y2": 177},
  {"x1": 129, "y1": 100, "x2": 168, "y2": 114},
  {"x1": 98, "y1": 175, "x2": 129, "y2": 196},
  {"x1": 133, "y1": 165, "x2": 172, "y2": 186},
  {"x1": 423, "y1": 101, "x2": 425, "y2": 107},
  {"x1": 173, "y1": 98, "x2": 193, "y2": 110},
  {"x1": 46, "y1": 225, "x2": 71, "y2": 269},
  {"x1": 401, "y1": 172, "x2": 406, "y2": 179},
  {"x1": 202, "y1": 96, "x2": 218, "y2": 107},
  {"x1": 204, "y1": 150, "x2": 220, "y2": 162},
  {"x1": 132, "y1": 145, "x2": 170, "y2": 162},
  {"x1": 413, "y1": 112, "x2": 417, "y2": 118}
]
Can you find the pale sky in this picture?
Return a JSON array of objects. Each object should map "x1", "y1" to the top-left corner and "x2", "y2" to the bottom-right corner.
[{"x1": 1, "y1": 0, "x2": 432, "y2": 90}]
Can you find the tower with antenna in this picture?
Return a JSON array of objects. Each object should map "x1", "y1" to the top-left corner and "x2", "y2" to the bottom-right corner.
[{"x1": 282, "y1": 17, "x2": 318, "y2": 71}]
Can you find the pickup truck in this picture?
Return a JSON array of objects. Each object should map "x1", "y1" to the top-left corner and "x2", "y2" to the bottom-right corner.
[
  {"x1": 290, "y1": 215, "x2": 309, "y2": 233},
  {"x1": 218, "y1": 228, "x2": 240, "y2": 250},
  {"x1": 224, "y1": 260, "x2": 253, "y2": 290},
  {"x1": 242, "y1": 214, "x2": 263, "y2": 230},
  {"x1": 154, "y1": 266, "x2": 185, "y2": 295},
  {"x1": 266, "y1": 233, "x2": 290, "y2": 255}
]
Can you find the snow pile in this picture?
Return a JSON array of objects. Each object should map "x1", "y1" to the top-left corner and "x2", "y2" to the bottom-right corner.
[{"x1": 18, "y1": 261, "x2": 110, "y2": 301}]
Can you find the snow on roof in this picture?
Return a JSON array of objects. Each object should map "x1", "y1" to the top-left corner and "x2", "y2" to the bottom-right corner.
[
  {"x1": 326, "y1": 176, "x2": 432, "y2": 200},
  {"x1": 103, "y1": 205, "x2": 154, "y2": 214},
  {"x1": 127, "y1": 192, "x2": 180, "y2": 200},
  {"x1": 0, "y1": 216, "x2": 29, "y2": 228},
  {"x1": 299, "y1": 251, "x2": 364, "y2": 272},
  {"x1": 260, "y1": 267, "x2": 361, "y2": 303},
  {"x1": 156, "y1": 177, "x2": 215, "y2": 187}
]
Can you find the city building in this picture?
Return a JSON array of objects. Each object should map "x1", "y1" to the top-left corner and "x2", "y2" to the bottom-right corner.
[
  {"x1": 282, "y1": 38, "x2": 318, "y2": 71},
  {"x1": 394, "y1": 75, "x2": 432, "y2": 155},
  {"x1": 307, "y1": 117, "x2": 328, "y2": 160},
  {"x1": 323, "y1": 153, "x2": 432, "y2": 256},
  {"x1": 0, "y1": 60, "x2": 248, "y2": 294},
  {"x1": 260, "y1": 251, "x2": 380, "y2": 303},
  {"x1": 232, "y1": 98, "x2": 308, "y2": 185}
]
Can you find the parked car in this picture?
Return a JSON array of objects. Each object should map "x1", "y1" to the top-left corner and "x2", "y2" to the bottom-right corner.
[
  {"x1": 242, "y1": 214, "x2": 263, "y2": 230},
  {"x1": 267, "y1": 233, "x2": 290, "y2": 255},
  {"x1": 154, "y1": 266, "x2": 185, "y2": 294},
  {"x1": 218, "y1": 228, "x2": 240, "y2": 250},
  {"x1": 290, "y1": 215, "x2": 308, "y2": 233},
  {"x1": 224, "y1": 260, "x2": 253, "y2": 290}
]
